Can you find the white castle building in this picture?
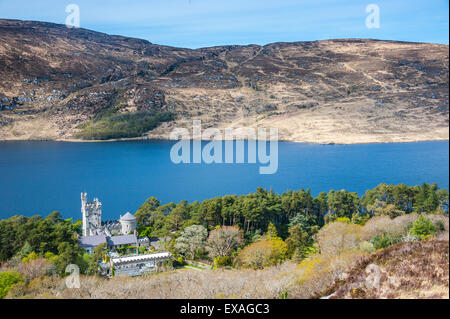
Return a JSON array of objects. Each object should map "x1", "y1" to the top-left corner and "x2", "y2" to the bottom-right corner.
[
  {"x1": 81, "y1": 192, "x2": 137, "y2": 237},
  {"x1": 79, "y1": 193, "x2": 149, "y2": 254},
  {"x1": 119, "y1": 212, "x2": 137, "y2": 235},
  {"x1": 81, "y1": 193, "x2": 102, "y2": 237},
  {"x1": 111, "y1": 252, "x2": 172, "y2": 277},
  {"x1": 78, "y1": 193, "x2": 172, "y2": 276}
]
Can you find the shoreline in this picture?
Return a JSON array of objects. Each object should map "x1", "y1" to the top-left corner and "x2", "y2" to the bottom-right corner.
[{"x1": 0, "y1": 136, "x2": 448, "y2": 145}]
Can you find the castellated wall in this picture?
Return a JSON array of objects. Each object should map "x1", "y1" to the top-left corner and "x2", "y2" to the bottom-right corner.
[
  {"x1": 81, "y1": 192, "x2": 103, "y2": 236},
  {"x1": 82, "y1": 193, "x2": 136, "y2": 236}
]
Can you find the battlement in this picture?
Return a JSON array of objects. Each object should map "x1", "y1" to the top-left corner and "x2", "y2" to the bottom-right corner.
[
  {"x1": 81, "y1": 193, "x2": 136, "y2": 237},
  {"x1": 81, "y1": 192, "x2": 102, "y2": 236},
  {"x1": 81, "y1": 192, "x2": 102, "y2": 211}
]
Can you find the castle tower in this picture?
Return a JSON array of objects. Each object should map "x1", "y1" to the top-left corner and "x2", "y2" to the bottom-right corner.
[
  {"x1": 81, "y1": 192, "x2": 102, "y2": 236},
  {"x1": 119, "y1": 212, "x2": 137, "y2": 235}
]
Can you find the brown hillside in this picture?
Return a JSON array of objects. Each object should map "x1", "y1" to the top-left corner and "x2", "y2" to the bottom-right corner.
[{"x1": 0, "y1": 19, "x2": 448, "y2": 143}]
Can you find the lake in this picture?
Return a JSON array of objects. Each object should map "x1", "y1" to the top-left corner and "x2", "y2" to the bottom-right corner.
[{"x1": 0, "y1": 140, "x2": 448, "y2": 220}]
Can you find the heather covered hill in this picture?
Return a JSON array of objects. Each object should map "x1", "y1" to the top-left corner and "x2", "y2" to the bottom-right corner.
[
  {"x1": 3, "y1": 240, "x2": 448, "y2": 299},
  {"x1": 0, "y1": 19, "x2": 448, "y2": 143},
  {"x1": 327, "y1": 240, "x2": 449, "y2": 299}
]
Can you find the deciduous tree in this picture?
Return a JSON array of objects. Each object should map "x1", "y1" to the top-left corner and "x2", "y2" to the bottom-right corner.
[
  {"x1": 206, "y1": 226, "x2": 242, "y2": 258},
  {"x1": 174, "y1": 225, "x2": 208, "y2": 260}
]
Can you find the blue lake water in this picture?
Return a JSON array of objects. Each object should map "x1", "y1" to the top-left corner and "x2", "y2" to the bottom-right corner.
[{"x1": 0, "y1": 140, "x2": 448, "y2": 220}]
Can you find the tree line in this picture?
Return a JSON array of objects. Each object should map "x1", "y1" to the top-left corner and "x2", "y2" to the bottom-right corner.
[
  {"x1": 135, "y1": 183, "x2": 448, "y2": 241},
  {"x1": 0, "y1": 183, "x2": 447, "y2": 274}
]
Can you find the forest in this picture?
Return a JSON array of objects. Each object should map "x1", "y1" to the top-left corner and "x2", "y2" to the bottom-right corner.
[
  {"x1": 0, "y1": 183, "x2": 447, "y2": 268},
  {"x1": 136, "y1": 183, "x2": 448, "y2": 238}
]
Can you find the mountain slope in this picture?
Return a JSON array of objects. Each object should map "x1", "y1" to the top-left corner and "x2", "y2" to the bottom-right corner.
[{"x1": 0, "y1": 19, "x2": 448, "y2": 143}]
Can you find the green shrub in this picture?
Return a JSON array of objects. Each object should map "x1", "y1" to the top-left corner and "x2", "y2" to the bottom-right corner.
[
  {"x1": 435, "y1": 220, "x2": 445, "y2": 232},
  {"x1": 409, "y1": 215, "x2": 437, "y2": 238},
  {"x1": 335, "y1": 217, "x2": 351, "y2": 224},
  {"x1": 351, "y1": 213, "x2": 371, "y2": 225},
  {"x1": 214, "y1": 256, "x2": 232, "y2": 268},
  {"x1": 173, "y1": 256, "x2": 185, "y2": 267},
  {"x1": 22, "y1": 251, "x2": 39, "y2": 263},
  {"x1": 370, "y1": 233, "x2": 401, "y2": 250},
  {"x1": 0, "y1": 272, "x2": 23, "y2": 299},
  {"x1": 292, "y1": 244, "x2": 319, "y2": 263},
  {"x1": 75, "y1": 111, "x2": 174, "y2": 140},
  {"x1": 116, "y1": 245, "x2": 136, "y2": 255}
]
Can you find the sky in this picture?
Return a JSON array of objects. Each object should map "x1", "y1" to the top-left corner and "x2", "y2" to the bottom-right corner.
[{"x1": 0, "y1": 0, "x2": 448, "y2": 48}]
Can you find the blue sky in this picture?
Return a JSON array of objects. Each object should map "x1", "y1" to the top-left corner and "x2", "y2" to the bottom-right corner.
[{"x1": 0, "y1": 0, "x2": 448, "y2": 48}]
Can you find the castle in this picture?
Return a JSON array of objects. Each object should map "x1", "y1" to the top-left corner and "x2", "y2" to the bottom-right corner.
[
  {"x1": 79, "y1": 193, "x2": 148, "y2": 254},
  {"x1": 81, "y1": 192, "x2": 137, "y2": 237},
  {"x1": 79, "y1": 193, "x2": 172, "y2": 276}
]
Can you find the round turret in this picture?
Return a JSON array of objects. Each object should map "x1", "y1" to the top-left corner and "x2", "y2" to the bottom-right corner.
[{"x1": 120, "y1": 212, "x2": 136, "y2": 235}]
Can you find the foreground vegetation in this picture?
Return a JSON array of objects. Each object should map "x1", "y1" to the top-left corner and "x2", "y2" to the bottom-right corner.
[
  {"x1": 326, "y1": 240, "x2": 449, "y2": 299},
  {"x1": 0, "y1": 182, "x2": 448, "y2": 299},
  {"x1": 1, "y1": 215, "x2": 448, "y2": 299}
]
